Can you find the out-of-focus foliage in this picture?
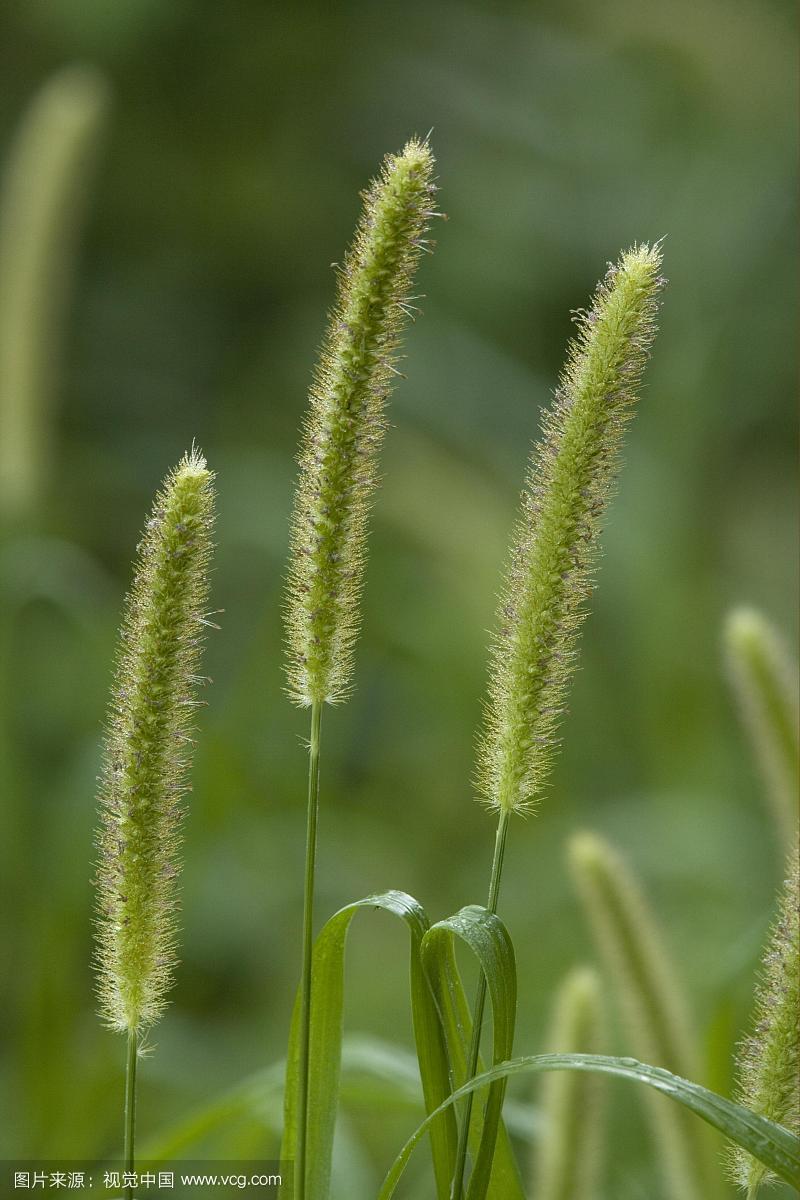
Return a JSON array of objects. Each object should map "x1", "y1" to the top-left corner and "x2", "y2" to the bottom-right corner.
[{"x1": 0, "y1": 2, "x2": 795, "y2": 1196}]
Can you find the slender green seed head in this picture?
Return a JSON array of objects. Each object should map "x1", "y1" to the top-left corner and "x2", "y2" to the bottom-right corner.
[
  {"x1": 94, "y1": 449, "x2": 215, "y2": 1033},
  {"x1": 477, "y1": 244, "x2": 664, "y2": 814},
  {"x1": 729, "y1": 845, "x2": 799, "y2": 1196},
  {"x1": 533, "y1": 966, "x2": 606, "y2": 1200},
  {"x1": 285, "y1": 138, "x2": 436, "y2": 706},
  {"x1": 568, "y1": 830, "x2": 715, "y2": 1200},
  {"x1": 0, "y1": 64, "x2": 110, "y2": 521},
  {"x1": 724, "y1": 608, "x2": 799, "y2": 854}
]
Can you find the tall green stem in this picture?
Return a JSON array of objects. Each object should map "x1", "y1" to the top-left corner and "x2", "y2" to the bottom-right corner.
[
  {"x1": 123, "y1": 1028, "x2": 138, "y2": 1200},
  {"x1": 451, "y1": 810, "x2": 510, "y2": 1200},
  {"x1": 296, "y1": 701, "x2": 322, "y2": 1200}
]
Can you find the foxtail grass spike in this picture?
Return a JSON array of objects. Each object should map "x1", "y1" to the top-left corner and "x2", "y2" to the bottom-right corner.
[
  {"x1": 477, "y1": 243, "x2": 664, "y2": 814},
  {"x1": 285, "y1": 138, "x2": 436, "y2": 707},
  {"x1": 729, "y1": 844, "x2": 799, "y2": 1196},
  {"x1": 724, "y1": 608, "x2": 799, "y2": 854},
  {"x1": 0, "y1": 64, "x2": 110, "y2": 522},
  {"x1": 568, "y1": 831, "x2": 721, "y2": 1200},
  {"x1": 94, "y1": 449, "x2": 215, "y2": 1033},
  {"x1": 533, "y1": 966, "x2": 606, "y2": 1200}
]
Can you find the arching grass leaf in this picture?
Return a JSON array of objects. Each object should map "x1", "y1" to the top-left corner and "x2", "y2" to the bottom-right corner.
[
  {"x1": 377, "y1": 1053, "x2": 800, "y2": 1198},
  {"x1": 422, "y1": 905, "x2": 525, "y2": 1200},
  {"x1": 281, "y1": 890, "x2": 457, "y2": 1200}
]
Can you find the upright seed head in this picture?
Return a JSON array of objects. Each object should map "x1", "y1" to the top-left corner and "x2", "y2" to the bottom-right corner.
[
  {"x1": 94, "y1": 448, "x2": 215, "y2": 1033},
  {"x1": 724, "y1": 608, "x2": 799, "y2": 855},
  {"x1": 285, "y1": 138, "x2": 436, "y2": 707},
  {"x1": 729, "y1": 844, "x2": 799, "y2": 1196},
  {"x1": 477, "y1": 243, "x2": 665, "y2": 814}
]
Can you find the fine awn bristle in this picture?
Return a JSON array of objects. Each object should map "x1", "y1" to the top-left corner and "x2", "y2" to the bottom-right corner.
[
  {"x1": 285, "y1": 138, "x2": 436, "y2": 707},
  {"x1": 94, "y1": 449, "x2": 215, "y2": 1033},
  {"x1": 728, "y1": 844, "x2": 799, "y2": 1196},
  {"x1": 477, "y1": 243, "x2": 665, "y2": 814}
]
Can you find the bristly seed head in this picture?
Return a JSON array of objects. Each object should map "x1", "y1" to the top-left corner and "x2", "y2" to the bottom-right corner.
[
  {"x1": 477, "y1": 243, "x2": 665, "y2": 814},
  {"x1": 285, "y1": 138, "x2": 436, "y2": 706},
  {"x1": 94, "y1": 448, "x2": 215, "y2": 1032},
  {"x1": 729, "y1": 844, "x2": 799, "y2": 1195}
]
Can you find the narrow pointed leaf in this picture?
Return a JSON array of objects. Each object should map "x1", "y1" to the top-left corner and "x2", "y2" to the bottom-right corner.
[{"x1": 377, "y1": 1054, "x2": 800, "y2": 1198}]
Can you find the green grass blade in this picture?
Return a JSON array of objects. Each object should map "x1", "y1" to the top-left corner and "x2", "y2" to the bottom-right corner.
[
  {"x1": 377, "y1": 1054, "x2": 800, "y2": 1198},
  {"x1": 281, "y1": 890, "x2": 457, "y2": 1200},
  {"x1": 422, "y1": 905, "x2": 525, "y2": 1200}
]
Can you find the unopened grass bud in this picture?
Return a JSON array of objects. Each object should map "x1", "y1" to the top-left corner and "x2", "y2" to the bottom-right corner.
[
  {"x1": 94, "y1": 449, "x2": 215, "y2": 1033},
  {"x1": 477, "y1": 244, "x2": 664, "y2": 814},
  {"x1": 285, "y1": 138, "x2": 436, "y2": 706}
]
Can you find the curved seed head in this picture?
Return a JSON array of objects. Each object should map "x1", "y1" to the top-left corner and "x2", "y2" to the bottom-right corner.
[
  {"x1": 729, "y1": 844, "x2": 799, "y2": 1195},
  {"x1": 285, "y1": 138, "x2": 437, "y2": 706},
  {"x1": 94, "y1": 448, "x2": 215, "y2": 1032},
  {"x1": 477, "y1": 243, "x2": 665, "y2": 814}
]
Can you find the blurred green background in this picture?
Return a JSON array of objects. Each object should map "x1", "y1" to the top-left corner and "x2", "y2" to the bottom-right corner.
[{"x1": 0, "y1": 1, "x2": 796, "y2": 1196}]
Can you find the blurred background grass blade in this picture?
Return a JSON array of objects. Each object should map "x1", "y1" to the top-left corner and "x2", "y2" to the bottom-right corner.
[
  {"x1": 377, "y1": 1054, "x2": 800, "y2": 1199},
  {"x1": 568, "y1": 830, "x2": 725, "y2": 1198},
  {"x1": 280, "y1": 891, "x2": 456, "y2": 1200},
  {"x1": 422, "y1": 906, "x2": 524, "y2": 1200},
  {"x1": 531, "y1": 966, "x2": 606, "y2": 1200},
  {"x1": 723, "y1": 608, "x2": 799, "y2": 856},
  {"x1": 0, "y1": 64, "x2": 110, "y2": 525}
]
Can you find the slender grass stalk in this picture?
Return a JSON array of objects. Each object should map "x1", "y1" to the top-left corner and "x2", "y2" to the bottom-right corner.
[
  {"x1": 568, "y1": 830, "x2": 720, "y2": 1200},
  {"x1": 453, "y1": 244, "x2": 664, "y2": 1200},
  {"x1": 724, "y1": 608, "x2": 799, "y2": 855},
  {"x1": 295, "y1": 700, "x2": 322, "y2": 1200},
  {"x1": 728, "y1": 844, "x2": 799, "y2": 1196},
  {"x1": 0, "y1": 64, "x2": 110, "y2": 522},
  {"x1": 124, "y1": 1029, "x2": 138, "y2": 1200},
  {"x1": 94, "y1": 449, "x2": 215, "y2": 1175},
  {"x1": 532, "y1": 966, "x2": 605, "y2": 1200},
  {"x1": 283, "y1": 138, "x2": 436, "y2": 1199},
  {"x1": 447, "y1": 812, "x2": 509, "y2": 1197}
]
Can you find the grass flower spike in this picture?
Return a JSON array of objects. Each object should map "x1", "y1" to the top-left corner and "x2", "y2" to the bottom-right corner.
[
  {"x1": 453, "y1": 244, "x2": 664, "y2": 1200},
  {"x1": 283, "y1": 138, "x2": 436, "y2": 1200},
  {"x1": 95, "y1": 449, "x2": 215, "y2": 1033},
  {"x1": 285, "y1": 137, "x2": 436, "y2": 707},
  {"x1": 724, "y1": 608, "x2": 799, "y2": 854},
  {"x1": 730, "y1": 845, "x2": 800, "y2": 1196},
  {"x1": 478, "y1": 243, "x2": 664, "y2": 814}
]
